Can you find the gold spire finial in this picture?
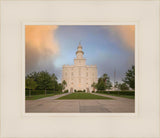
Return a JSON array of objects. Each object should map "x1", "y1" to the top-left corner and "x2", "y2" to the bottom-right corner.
[{"x1": 77, "y1": 41, "x2": 83, "y2": 49}]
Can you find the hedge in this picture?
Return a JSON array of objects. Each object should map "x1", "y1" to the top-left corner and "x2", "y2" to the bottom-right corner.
[
  {"x1": 97, "y1": 91, "x2": 135, "y2": 96},
  {"x1": 25, "y1": 90, "x2": 66, "y2": 96}
]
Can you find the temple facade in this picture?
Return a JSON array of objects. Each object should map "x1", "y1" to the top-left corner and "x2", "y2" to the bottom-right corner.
[{"x1": 62, "y1": 43, "x2": 98, "y2": 93}]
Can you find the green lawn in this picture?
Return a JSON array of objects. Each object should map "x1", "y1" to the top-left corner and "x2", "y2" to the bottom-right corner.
[
  {"x1": 96, "y1": 92, "x2": 134, "y2": 99},
  {"x1": 26, "y1": 94, "x2": 56, "y2": 100},
  {"x1": 57, "y1": 92, "x2": 112, "y2": 100}
]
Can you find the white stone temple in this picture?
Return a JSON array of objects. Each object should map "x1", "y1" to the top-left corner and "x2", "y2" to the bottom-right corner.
[{"x1": 62, "y1": 43, "x2": 98, "y2": 93}]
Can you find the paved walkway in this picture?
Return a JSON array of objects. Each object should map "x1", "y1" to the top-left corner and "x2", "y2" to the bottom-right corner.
[{"x1": 26, "y1": 93, "x2": 134, "y2": 113}]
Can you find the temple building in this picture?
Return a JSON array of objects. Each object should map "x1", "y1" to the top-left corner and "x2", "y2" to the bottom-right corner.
[{"x1": 62, "y1": 43, "x2": 98, "y2": 93}]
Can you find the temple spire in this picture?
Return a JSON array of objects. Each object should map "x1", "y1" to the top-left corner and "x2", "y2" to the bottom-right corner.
[
  {"x1": 76, "y1": 42, "x2": 84, "y2": 58},
  {"x1": 78, "y1": 41, "x2": 82, "y2": 49}
]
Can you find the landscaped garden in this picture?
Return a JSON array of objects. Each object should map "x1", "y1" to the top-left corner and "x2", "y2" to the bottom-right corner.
[{"x1": 57, "y1": 92, "x2": 112, "y2": 100}]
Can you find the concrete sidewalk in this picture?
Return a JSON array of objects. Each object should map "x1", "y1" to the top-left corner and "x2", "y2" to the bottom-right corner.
[
  {"x1": 26, "y1": 93, "x2": 134, "y2": 113},
  {"x1": 36, "y1": 92, "x2": 71, "y2": 100}
]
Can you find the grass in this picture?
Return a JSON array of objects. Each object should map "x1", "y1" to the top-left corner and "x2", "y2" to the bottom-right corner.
[
  {"x1": 96, "y1": 92, "x2": 135, "y2": 99},
  {"x1": 26, "y1": 94, "x2": 57, "y2": 100},
  {"x1": 57, "y1": 92, "x2": 112, "y2": 100}
]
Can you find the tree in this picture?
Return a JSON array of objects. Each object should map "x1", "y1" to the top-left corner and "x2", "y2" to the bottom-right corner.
[
  {"x1": 51, "y1": 73, "x2": 57, "y2": 81},
  {"x1": 51, "y1": 73, "x2": 58, "y2": 91},
  {"x1": 25, "y1": 71, "x2": 63, "y2": 93},
  {"x1": 96, "y1": 78, "x2": 106, "y2": 91},
  {"x1": 25, "y1": 78, "x2": 37, "y2": 97},
  {"x1": 123, "y1": 65, "x2": 135, "y2": 89},
  {"x1": 102, "y1": 74, "x2": 112, "y2": 90},
  {"x1": 62, "y1": 80, "x2": 67, "y2": 91},
  {"x1": 115, "y1": 81, "x2": 119, "y2": 88},
  {"x1": 119, "y1": 83, "x2": 129, "y2": 91},
  {"x1": 106, "y1": 79, "x2": 112, "y2": 90},
  {"x1": 58, "y1": 83, "x2": 63, "y2": 92},
  {"x1": 26, "y1": 72, "x2": 40, "y2": 82},
  {"x1": 91, "y1": 82, "x2": 97, "y2": 91},
  {"x1": 36, "y1": 71, "x2": 53, "y2": 95},
  {"x1": 96, "y1": 74, "x2": 112, "y2": 91},
  {"x1": 102, "y1": 74, "x2": 108, "y2": 82}
]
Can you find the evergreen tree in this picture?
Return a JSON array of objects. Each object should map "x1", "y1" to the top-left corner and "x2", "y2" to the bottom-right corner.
[
  {"x1": 123, "y1": 65, "x2": 135, "y2": 89},
  {"x1": 97, "y1": 79, "x2": 106, "y2": 90}
]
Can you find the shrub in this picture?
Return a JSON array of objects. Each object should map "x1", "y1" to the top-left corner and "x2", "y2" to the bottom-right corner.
[
  {"x1": 25, "y1": 89, "x2": 63, "y2": 96},
  {"x1": 97, "y1": 91, "x2": 135, "y2": 96},
  {"x1": 64, "y1": 90, "x2": 68, "y2": 93}
]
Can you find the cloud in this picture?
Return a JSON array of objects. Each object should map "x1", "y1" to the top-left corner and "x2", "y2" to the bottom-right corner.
[
  {"x1": 104, "y1": 25, "x2": 135, "y2": 51},
  {"x1": 25, "y1": 25, "x2": 59, "y2": 74}
]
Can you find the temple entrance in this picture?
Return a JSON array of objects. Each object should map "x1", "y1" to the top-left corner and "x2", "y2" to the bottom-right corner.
[
  {"x1": 70, "y1": 88, "x2": 73, "y2": 93},
  {"x1": 87, "y1": 88, "x2": 90, "y2": 93}
]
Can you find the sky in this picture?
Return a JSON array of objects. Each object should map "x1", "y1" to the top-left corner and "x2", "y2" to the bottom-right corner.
[{"x1": 25, "y1": 25, "x2": 135, "y2": 83}]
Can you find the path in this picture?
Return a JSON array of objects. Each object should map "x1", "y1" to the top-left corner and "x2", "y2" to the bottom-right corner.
[{"x1": 26, "y1": 93, "x2": 134, "y2": 113}]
